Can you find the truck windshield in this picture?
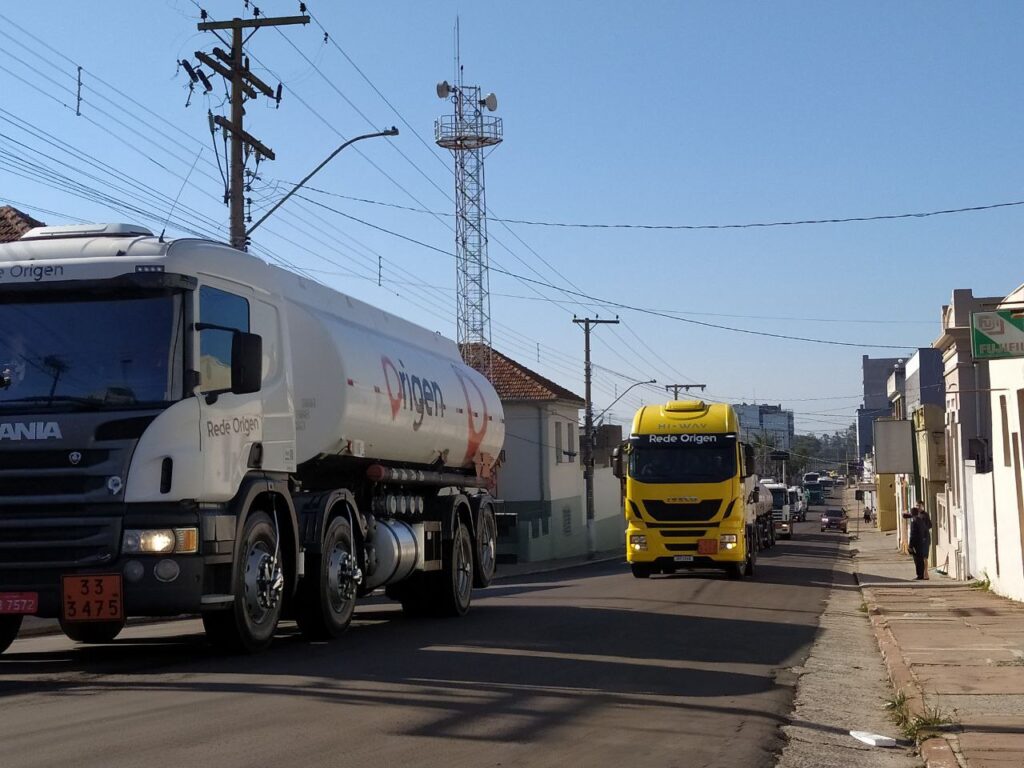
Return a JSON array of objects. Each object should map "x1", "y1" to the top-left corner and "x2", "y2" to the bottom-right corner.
[
  {"x1": 0, "y1": 293, "x2": 185, "y2": 411},
  {"x1": 629, "y1": 444, "x2": 737, "y2": 484},
  {"x1": 770, "y1": 488, "x2": 787, "y2": 509}
]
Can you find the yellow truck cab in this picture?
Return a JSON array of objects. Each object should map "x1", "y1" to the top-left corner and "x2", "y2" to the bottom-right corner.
[{"x1": 616, "y1": 400, "x2": 764, "y2": 579}]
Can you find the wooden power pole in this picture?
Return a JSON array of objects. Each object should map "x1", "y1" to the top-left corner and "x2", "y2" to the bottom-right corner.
[
  {"x1": 573, "y1": 316, "x2": 619, "y2": 558},
  {"x1": 193, "y1": 13, "x2": 309, "y2": 249}
]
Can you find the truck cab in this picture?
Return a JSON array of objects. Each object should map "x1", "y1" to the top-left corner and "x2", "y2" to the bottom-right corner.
[
  {"x1": 766, "y1": 482, "x2": 792, "y2": 540},
  {"x1": 618, "y1": 400, "x2": 760, "y2": 580}
]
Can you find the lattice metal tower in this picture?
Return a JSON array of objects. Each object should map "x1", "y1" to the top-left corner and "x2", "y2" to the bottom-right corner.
[{"x1": 435, "y1": 42, "x2": 502, "y2": 378}]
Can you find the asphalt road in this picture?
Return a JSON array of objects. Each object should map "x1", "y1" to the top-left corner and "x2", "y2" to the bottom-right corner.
[{"x1": 0, "y1": 521, "x2": 844, "y2": 768}]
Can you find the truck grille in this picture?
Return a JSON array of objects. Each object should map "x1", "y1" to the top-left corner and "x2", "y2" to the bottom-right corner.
[
  {"x1": 0, "y1": 476, "x2": 108, "y2": 496},
  {"x1": 0, "y1": 513, "x2": 121, "y2": 569},
  {"x1": 643, "y1": 499, "x2": 722, "y2": 522}
]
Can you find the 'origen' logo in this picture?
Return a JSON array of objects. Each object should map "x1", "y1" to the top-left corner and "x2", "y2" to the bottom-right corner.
[
  {"x1": 0, "y1": 422, "x2": 63, "y2": 441},
  {"x1": 381, "y1": 356, "x2": 446, "y2": 430}
]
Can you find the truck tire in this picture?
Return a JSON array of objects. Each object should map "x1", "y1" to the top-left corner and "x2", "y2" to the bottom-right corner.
[
  {"x1": 59, "y1": 618, "x2": 124, "y2": 644},
  {"x1": 431, "y1": 517, "x2": 474, "y2": 617},
  {"x1": 631, "y1": 563, "x2": 653, "y2": 579},
  {"x1": 0, "y1": 615, "x2": 23, "y2": 654},
  {"x1": 296, "y1": 516, "x2": 358, "y2": 640},
  {"x1": 472, "y1": 503, "x2": 498, "y2": 588},
  {"x1": 203, "y1": 511, "x2": 284, "y2": 653}
]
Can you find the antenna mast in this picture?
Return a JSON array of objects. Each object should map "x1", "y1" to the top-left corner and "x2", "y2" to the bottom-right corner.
[{"x1": 435, "y1": 20, "x2": 503, "y2": 379}]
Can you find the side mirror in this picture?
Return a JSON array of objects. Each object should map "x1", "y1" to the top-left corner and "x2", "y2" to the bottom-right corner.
[
  {"x1": 231, "y1": 331, "x2": 263, "y2": 395},
  {"x1": 742, "y1": 444, "x2": 755, "y2": 478},
  {"x1": 751, "y1": 488, "x2": 760, "y2": 503},
  {"x1": 612, "y1": 446, "x2": 624, "y2": 479}
]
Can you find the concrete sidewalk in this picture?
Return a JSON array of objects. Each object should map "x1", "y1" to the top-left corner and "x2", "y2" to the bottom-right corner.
[{"x1": 853, "y1": 525, "x2": 1024, "y2": 767}]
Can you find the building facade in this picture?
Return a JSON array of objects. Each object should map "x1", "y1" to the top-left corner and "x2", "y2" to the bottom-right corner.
[
  {"x1": 472, "y1": 346, "x2": 625, "y2": 563},
  {"x1": 970, "y1": 284, "x2": 1024, "y2": 601},
  {"x1": 933, "y1": 289, "x2": 999, "y2": 580},
  {"x1": 857, "y1": 355, "x2": 902, "y2": 458},
  {"x1": 733, "y1": 402, "x2": 795, "y2": 451}
]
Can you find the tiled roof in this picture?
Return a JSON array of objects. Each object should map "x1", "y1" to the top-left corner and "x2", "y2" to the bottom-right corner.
[
  {"x1": 462, "y1": 343, "x2": 585, "y2": 405},
  {"x1": 0, "y1": 205, "x2": 43, "y2": 243}
]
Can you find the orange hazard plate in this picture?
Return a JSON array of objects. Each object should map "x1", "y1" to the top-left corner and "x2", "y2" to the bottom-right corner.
[
  {"x1": 62, "y1": 574, "x2": 123, "y2": 622},
  {"x1": 697, "y1": 539, "x2": 719, "y2": 555}
]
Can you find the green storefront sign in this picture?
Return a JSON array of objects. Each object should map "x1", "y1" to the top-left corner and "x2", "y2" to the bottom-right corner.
[{"x1": 971, "y1": 310, "x2": 1024, "y2": 360}]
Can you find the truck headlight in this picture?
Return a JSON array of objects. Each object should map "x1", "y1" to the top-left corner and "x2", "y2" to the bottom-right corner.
[
  {"x1": 629, "y1": 534, "x2": 648, "y2": 552},
  {"x1": 122, "y1": 527, "x2": 198, "y2": 554},
  {"x1": 720, "y1": 533, "x2": 738, "y2": 550}
]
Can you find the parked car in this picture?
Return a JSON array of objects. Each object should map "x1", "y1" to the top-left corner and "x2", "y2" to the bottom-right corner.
[{"x1": 820, "y1": 508, "x2": 848, "y2": 533}]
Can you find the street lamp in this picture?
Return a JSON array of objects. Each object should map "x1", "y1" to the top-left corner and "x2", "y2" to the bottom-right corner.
[
  {"x1": 246, "y1": 127, "x2": 399, "y2": 238},
  {"x1": 595, "y1": 379, "x2": 657, "y2": 423}
]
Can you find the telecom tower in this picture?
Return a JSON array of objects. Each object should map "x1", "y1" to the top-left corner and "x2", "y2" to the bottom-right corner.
[{"x1": 435, "y1": 42, "x2": 502, "y2": 379}]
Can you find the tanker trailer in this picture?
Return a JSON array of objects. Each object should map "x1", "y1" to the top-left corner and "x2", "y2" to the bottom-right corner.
[{"x1": 0, "y1": 224, "x2": 506, "y2": 654}]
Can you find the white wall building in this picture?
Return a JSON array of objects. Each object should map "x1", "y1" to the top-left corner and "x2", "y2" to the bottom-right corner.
[
  {"x1": 472, "y1": 346, "x2": 625, "y2": 563},
  {"x1": 971, "y1": 284, "x2": 1024, "y2": 601}
]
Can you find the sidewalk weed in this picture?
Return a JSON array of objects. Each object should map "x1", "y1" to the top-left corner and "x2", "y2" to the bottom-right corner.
[
  {"x1": 969, "y1": 572, "x2": 992, "y2": 592},
  {"x1": 885, "y1": 692, "x2": 957, "y2": 741},
  {"x1": 858, "y1": 601, "x2": 869, "y2": 613}
]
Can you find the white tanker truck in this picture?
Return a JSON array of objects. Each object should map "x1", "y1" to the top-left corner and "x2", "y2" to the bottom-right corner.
[{"x1": 0, "y1": 223, "x2": 507, "y2": 653}]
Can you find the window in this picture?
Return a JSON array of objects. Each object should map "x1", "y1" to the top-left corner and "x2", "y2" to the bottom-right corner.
[
  {"x1": 0, "y1": 294, "x2": 184, "y2": 410},
  {"x1": 554, "y1": 421, "x2": 564, "y2": 464},
  {"x1": 199, "y1": 286, "x2": 249, "y2": 393},
  {"x1": 567, "y1": 423, "x2": 577, "y2": 463}
]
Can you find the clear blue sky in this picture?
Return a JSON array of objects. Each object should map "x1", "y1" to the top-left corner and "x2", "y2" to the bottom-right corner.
[{"x1": 2, "y1": 1, "x2": 1021, "y2": 433}]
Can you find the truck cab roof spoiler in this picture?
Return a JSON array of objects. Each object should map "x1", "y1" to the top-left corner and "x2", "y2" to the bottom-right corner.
[{"x1": 19, "y1": 223, "x2": 154, "y2": 241}]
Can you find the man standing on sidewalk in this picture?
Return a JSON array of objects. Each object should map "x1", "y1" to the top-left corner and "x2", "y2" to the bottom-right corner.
[{"x1": 908, "y1": 506, "x2": 932, "y2": 580}]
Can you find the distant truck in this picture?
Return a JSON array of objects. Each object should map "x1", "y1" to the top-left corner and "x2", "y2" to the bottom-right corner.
[
  {"x1": 766, "y1": 482, "x2": 792, "y2": 540},
  {"x1": 820, "y1": 476, "x2": 835, "y2": 498},
  {"x1": 614, "y1": 400, "x2": 772, "y2": 580},
  {"x1": 788, "y1": 486, "x2": 806, "y2": 522},
  {"x1": 0, "y1": 224, "x2": 507, "y2": 655},
  {"x1": 802, "y1": 472, "x2": 820, "y2": 485},
  {"x1": 804, "y1": 481, "x2": 824, "y2": 506}
]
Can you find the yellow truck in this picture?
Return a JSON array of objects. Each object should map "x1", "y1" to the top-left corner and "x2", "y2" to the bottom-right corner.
[{"x1": 613, "y1": 400, "x2": 770, "y2": 579}]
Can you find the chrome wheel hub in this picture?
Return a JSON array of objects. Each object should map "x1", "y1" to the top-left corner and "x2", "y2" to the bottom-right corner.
[{"x1": 244, "y1": 544, "x2": 282, "y2": 624}]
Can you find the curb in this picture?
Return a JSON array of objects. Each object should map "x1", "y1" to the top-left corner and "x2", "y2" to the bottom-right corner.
[
  {"x1": 855, "y1": 571, "x2": 961, "y2": 767},
  {"x1": 495, "y1": 553, "x2": 623, "y2": 581}
]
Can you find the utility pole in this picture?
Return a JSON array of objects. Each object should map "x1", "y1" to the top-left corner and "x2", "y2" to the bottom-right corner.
[
  {"x1": 665, "y1": 383, "x2": 705, "y2": 400},
  {"x1": 189, "y1": 12, "x2": 309, "y2": 249},
  {"x1": 574, "y1": 316, "x2": 619, "y2": 558}
]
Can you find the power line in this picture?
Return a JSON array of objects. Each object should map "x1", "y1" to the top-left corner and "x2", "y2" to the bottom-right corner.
[
  {"x1": 292, "y1": 184, "x2": 1024, "y2": 232},
  {"x1": 294, "y1": 194, "x2": 919, "y2": 350}
]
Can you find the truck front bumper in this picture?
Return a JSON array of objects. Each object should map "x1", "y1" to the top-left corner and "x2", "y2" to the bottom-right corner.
[{"x1": 4, "y1": 555, "x2": 209, "y2": 619}]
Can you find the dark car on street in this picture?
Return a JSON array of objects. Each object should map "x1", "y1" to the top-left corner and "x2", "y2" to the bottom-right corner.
[{"x1": 820, "y1": 508, "x2": 848, "y2": 533}]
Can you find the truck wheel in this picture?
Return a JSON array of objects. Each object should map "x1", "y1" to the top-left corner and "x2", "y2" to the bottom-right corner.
[
  {"x1": 631, "y1": 563, "x2": 653, "y2": 579},
  {"x1": 744, "y1": 541, "x2": 756, "y2": 578},
  {"x1": 432, "y1": 517, "x2": 474, "y2": 617},
  {"x1": 0, "y1": 615, "x2": 23, "y2": 654},
  {"x1": 203, "y1": 511, "x2": 284, "y2": 653},
  {"x1": 296, "y1": 516, "x2": 358, "y2": 641},
  {"x1": 59, "y1": 618, "x2": 124, "y2": 644},
  {"x1": 472, "y1": 504, "x2": 498, "y2": 588}
]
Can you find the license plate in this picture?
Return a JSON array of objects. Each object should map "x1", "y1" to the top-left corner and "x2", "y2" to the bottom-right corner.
[
  {"x1": 673, "y1": 555, "x2": 694, "y2": 562},
  {"x1": 697, "y1": 539, "x2": 719, "y2": 555},
  {"x1": 62, "y1": 574, "x2": 123, "y2": 622},
  {"x1": 0, "y1": 592, "x2": 38, "y2": 614}
]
